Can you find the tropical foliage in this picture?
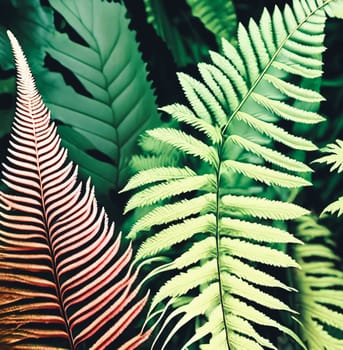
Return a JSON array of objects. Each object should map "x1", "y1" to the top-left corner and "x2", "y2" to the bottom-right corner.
[
  {"x1": 0, "y1": 31, "x2": 149, "y2": 349},
  {"x1": 315, "y1": 139, "x2": 343, "y2": 216},
  {"x1": 293, "y1": 215, "x2": 343, "y2": 350},
  {"x1": 0, "y1": 0, "x2": 343, "y2": 349}
]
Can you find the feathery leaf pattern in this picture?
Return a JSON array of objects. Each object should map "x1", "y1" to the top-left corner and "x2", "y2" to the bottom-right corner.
[
  {"x1": 315, "y1": 139, "x2": 343, "y2": 216},
  {"x1": 294, "y1": 215, "x2": 343, "y2": 350},
  {"x1": 123, "y1": 1, "x2": 338, "y2": 349},
  {"x1": 185, "y1": 0, "x2": 237, "y2": 42},
  {"x1": 0, "y1": 31, "x2": 149, "y2": 349}
]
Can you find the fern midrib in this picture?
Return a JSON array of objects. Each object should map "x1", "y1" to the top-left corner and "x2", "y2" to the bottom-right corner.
[
  {"x1": 215, "y1": 156, "x2": 231, "y2": 349},
  {"x1": 221, "y1": 0, "x2": 332, "y2": 136},
  {"x1": 91, "y1": 27, "x2": 121, "y2": 187},
  {"x1": 30, "y1": 100, "x2": 75, "y2": 349},
  {"x1": 214, "y1": 3, "x2": 332, "y2": 348}
]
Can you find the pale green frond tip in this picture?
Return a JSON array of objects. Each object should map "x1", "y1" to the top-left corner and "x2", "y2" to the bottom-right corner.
[
  {"x1": 314, "y1": 139, "x2": 343, "y2": 216},
  {"x1": 315, "y1": 139, "x2": 343, "y2": 173},
  {"x1": 325, "y1": 0, "x2": 343, "y2": 18},
  {"x1": 321, "y1": 196, "x2": 343, "y2": 217}
]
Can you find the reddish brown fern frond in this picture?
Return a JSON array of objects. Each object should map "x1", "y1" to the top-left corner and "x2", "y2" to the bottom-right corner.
[{"x1": 0, "y1": 31, "x2": 150, "y2": 349}]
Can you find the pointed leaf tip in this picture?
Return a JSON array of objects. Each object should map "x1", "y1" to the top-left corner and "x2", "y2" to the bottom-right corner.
[
  {"x1": 6, "y1": 29, "x2": 14, "y2": 38},
  {"x1": 6, "y1": 30, "x2": 19, "y2": 50}
]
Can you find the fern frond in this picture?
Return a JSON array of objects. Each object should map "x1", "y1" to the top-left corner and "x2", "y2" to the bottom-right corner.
[
  {"x1": 0, "y1": 31, "x2": 149, "y2": 349},
  {"x1": 236, "y1": 111, "x2": 317, "y2": 150},
  {"x1": 127, "y1": 194, "x2": 216, "y2": 238},
  {"x1": 123, "y1": 1, "x2": 336, "y2": 349},
  {"x1": 136, "y1": 215, "x2": 214, "y2": 260},
  {"x1": 315, "y1": 139, "x2": 343, "y2": 216},
  {"x1": 223, "y1": 160, "x2": 311, "y2": 188},
  {"x1": 221, "y1": 195, "x2": 309, "y2": 220},
  {"x1": 177, "y1": 72, "x2": 228, "y2": 126},
  {"x1": 316, "y1": 139, "x2": 343, "y2": 173},
  {"x1": 321, "y1": 196, "x2": 343, "y2": 216},
  {"x1": 251, "y1": 92, "x2": 325, "y2": 124},
  {"x1": 228, "y1": 134, "x2": 313, "y2": 172},
  {"x1": 125, "y1": 174, "x2": 215, "y2": 211},
  {"x1": 160, "y1": 104, "x2": 222, "y2": 144},
  {"x1": 264, "y1": 73, "x2": 325, "y2": 102},
  {"x1": 293, "y1": 215, "x2": 343, "y2": 349},
  {"x1": 222, "y1": 255, "x2": 296, "y2": 291},
  {"x1": 185, "y1": 0, "x2": 237, "y2": 42},
  {"x1": 220, "y1": 238, "x2": 299, "y2": 267},
  {"x1": 121, "y1": 166, "x2": 196, "y2": 192},
  {"x1": 146, "y1": 128, "x2": 219, "y2": 165},
  {"x1": 221, "y1": 217, "x2": 302, "y2": 243}
]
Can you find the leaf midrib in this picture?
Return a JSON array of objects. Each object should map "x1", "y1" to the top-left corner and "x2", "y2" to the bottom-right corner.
[
  {"x1": 217, "y1": 1, "x2": 332, "y2": 348},
  {"x1": 29, "y1": 97, "x2": 75, "y2": 349},
  {"x1": 221, "y1": 0, "x2": 332, "y2": 136}
]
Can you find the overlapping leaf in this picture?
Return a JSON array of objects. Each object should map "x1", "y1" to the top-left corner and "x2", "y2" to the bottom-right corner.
[
  {"x1": 185, "y1": 0, "x2": 237, "y2": 43},
  {"x1": 45, "y1": 0, "x2": 159, "y2": 192},
  {"x1": 315, "y1": 139, "x2": 343, "y2": 216},
  {"x1": 143, "y1": 0, "x2": 213, "y2": 66},
  {"x1": 123, "y1": 1, "x2": 339, "y2": 349},
  {"x1": 294, "y1": 215, "x2": 343, "y2": 350},
  {"x1": 0, "y1": 0, "x2": 160, "y2": 214},
  {"x1": 0, "y1": 32, "x2": 149, "y2": 349}
]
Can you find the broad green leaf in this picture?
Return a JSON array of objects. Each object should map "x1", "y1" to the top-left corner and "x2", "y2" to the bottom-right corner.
[{"x1": 44, "y1": 0, "x2": 159, "y2": 207}]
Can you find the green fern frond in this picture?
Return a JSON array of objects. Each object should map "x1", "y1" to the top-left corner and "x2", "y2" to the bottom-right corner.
[
  {"x1": 127, "y1": 194, "x2": 216, "y2": 238},
  {"x1": 294, "y1": 215, "x2": 343, "y2": 349},
  {"x1": 128, "y1": 130, "x2": 184, "y2": 172},
  {"x1": 124, "y1": 174, "x2": 215, "y2": 211},
  {"x1": 228, "y1": 135, "x2": 313, "y2": 172},
  {"x1": 315, "y1": 139, "x2": 343, "y2": 216},
  {"x1": 123, "y1": 1, "x2": 337, "y2": 349},
  {"x1": 29, "y1": 0, "x2": 160, "y2": 214},
  {"x1": 264, "y1": 73, "x2": 325, "y2": 102},
  {"x1": 221, "y1": 255, "x2": 296, "y2": 291},
  {"x1": 129, "y1": 153, "x2": 180, "y2": 172},
  {"x1": 185, "y1": 0, "x2": 237, "y2": 42},
  {"x1": 223, "y1": 160, "x2": 311, "y2": 188},
  {"x1": 221, "y1": 195, "x2": 309, "y2": 220},
  {"x1": 316, "y1": 139, "x2": 343, "y2": 173},
  {"x1": 221, "y1": 218, "x2": 302, "y2": 243},
  {"x1": 177, "y1": 72, "x2": 228, "y2": 126},
  {"x1": 121, "y1": 167, "x2": 196, "y2": 192},
  {"x1": 251, "y1": 93, "x2": 325, "y2": 124},
  {"x1": 160, "y1": 104, "x2": 222, "y2": 144},
  {"x1": 325, "y1": 0, "x2": 343, "y2": 17},
  {"x1": 236, "y1": 111, "x2": 317, "y2": 150},
  {"x1": 136, "y1": 215, "x2": 214, "y2": 260},
  {"x1": 220, "y1": 238, "x2": 299, "y2": 267},
  {"x1": 146, "y1": 128, "x2": 219, "y2": 165},
  {"x1": 321, "y1": 196, "x2": 343, "y2": 216}
]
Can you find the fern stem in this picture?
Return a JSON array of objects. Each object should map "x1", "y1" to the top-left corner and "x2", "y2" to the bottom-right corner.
[
  {"x1": 221, "y1": 0, "x2": 332, "y2": 137},
  {"x1": 215, "y1": 159, "x2": 231, "y2": 350},
  {"x1": 32, "y1": 118, "x2": 75, "y2": 348}
]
